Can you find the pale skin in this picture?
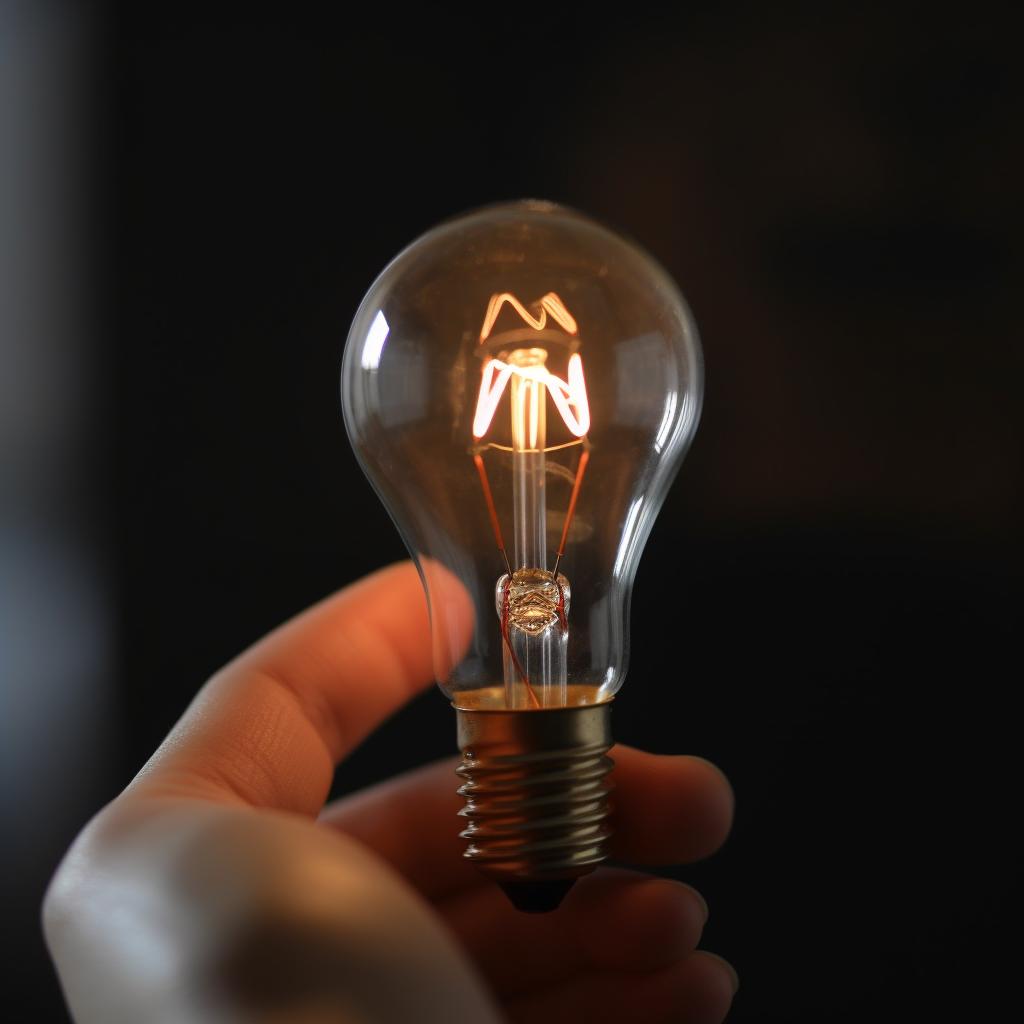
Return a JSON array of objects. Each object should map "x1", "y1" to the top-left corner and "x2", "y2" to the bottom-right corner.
[{"x1": 43, "y1": 561, "x2": 738, "y2": 1024}]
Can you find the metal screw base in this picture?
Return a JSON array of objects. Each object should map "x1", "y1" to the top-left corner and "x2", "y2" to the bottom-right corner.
[{"x1": 454, "y1": 702, "x2": 614, "y2": 911}]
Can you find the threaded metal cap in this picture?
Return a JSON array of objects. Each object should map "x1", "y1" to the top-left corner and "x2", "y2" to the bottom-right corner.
[{"x1": 454, "y1": 701, "x2": 614, "y2": 911}]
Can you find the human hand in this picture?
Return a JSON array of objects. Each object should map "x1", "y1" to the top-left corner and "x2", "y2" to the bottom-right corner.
[{"x1": 43, "y1": 562, "x2": 737, "y2": 1024}]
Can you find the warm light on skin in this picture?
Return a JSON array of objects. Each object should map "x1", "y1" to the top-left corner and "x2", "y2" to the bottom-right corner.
[{"x1": 473, "y1": 353, "x2": 590, "y2": 440}]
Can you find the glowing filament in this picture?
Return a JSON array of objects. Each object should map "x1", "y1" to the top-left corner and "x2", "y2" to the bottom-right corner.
[
  {"x1": 479, "y1": 292, "x2": 578, "y2": 342},
  {"x1": 473, "y1": 353, "x2": 590, "y2": 440}
]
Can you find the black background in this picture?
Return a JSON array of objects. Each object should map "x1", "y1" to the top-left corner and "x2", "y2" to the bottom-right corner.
[{"x1": 15, "y1": 1, "x2": 1024, "y2": 1021}]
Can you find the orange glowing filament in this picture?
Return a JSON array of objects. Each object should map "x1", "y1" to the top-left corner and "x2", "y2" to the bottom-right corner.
[
  {"x1": 473, "y1": 291, "x2": 590, "y2": 442},
  {"x1": 479, "y1": 292, "x2": 578, "y2": 343},
  {"x1": 473, "y1": 291, "x2": 589, "y2": 707},
  {"x1": 473, "y1": 352, "x2": 590, "y2": 441}
]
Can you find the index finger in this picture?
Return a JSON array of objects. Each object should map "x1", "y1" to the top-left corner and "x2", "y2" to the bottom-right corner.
[{"x1": 130, "y1": 561, "x2": 470, "y2": 817}]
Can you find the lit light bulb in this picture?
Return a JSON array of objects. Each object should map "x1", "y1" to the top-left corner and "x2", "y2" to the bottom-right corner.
[{"x1": 341, "y1": 200, "x2": 702, "y2": 913}]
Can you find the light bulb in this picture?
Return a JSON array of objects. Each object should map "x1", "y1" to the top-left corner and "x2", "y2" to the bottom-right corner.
[{"x1": 341, "y1": 200, "x2": 702, "y2": 913}]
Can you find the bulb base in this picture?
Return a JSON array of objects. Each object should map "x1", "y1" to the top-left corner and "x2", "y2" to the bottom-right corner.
[{"x1": 454, "y1": 701, "x2": 614, "y2": 911}]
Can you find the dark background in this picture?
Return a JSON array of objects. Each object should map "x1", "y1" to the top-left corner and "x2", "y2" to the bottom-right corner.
[{"x1": 3, "y1": 1, "x2": 1021, "y2": 1021}]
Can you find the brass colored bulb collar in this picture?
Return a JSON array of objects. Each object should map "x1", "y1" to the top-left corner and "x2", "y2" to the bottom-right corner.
[{"x1": 454, "y1": 701, "x2": 614, "y2": 897}]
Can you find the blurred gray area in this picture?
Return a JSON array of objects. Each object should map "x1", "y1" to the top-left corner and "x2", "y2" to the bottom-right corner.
[{"x1": 0, "y1": 2, "x2": 111, "y2": 1019}]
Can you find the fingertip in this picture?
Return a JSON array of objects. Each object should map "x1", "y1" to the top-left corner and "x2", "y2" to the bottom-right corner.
[
  {"x1": 419, "y1": 558, "x2": 476, "y2": 682},
  {"x1": 663, "y1": 951, "x2": 738, "y2": 1024},
  {"x1": 662, "y1": 755, "x2": 735, "y2": 856},
  {"x1": 687, "y1": 755, "x2": 735, "y2": 809},
  {"x1": 566, "y1": 873, "x2": 709, "y2": 972},
  {"x1": 504, "y1": 945, "x2": 737, "y2": 1024},
  {"x1": 608, "y1": 749, "x2": 735, "y2": 866},
  {"x1": 695, "y1": 951, "x2": 740, "y2": 995}
]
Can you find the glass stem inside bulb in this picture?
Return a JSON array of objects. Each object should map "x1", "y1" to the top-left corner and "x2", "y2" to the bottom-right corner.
[
  {"x1": 501, "y1": 348, "x2": 567, "y2": 709},
  {"x1": 510, "y1": 350, "x2": 547, "y2": 570}
]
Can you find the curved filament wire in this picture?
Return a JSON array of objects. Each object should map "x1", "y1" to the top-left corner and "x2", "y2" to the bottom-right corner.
[
  {"x1": 479, "y1": 292, "x2": 578, "y2": 343},
  {"x1": 473, "y1": 353, "x2": 589, "y2": 439}
]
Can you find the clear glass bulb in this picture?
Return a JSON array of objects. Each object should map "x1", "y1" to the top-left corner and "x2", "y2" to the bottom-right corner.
[{"x1": 341, "y1": 200, "x2": 702, "y2": 910}]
